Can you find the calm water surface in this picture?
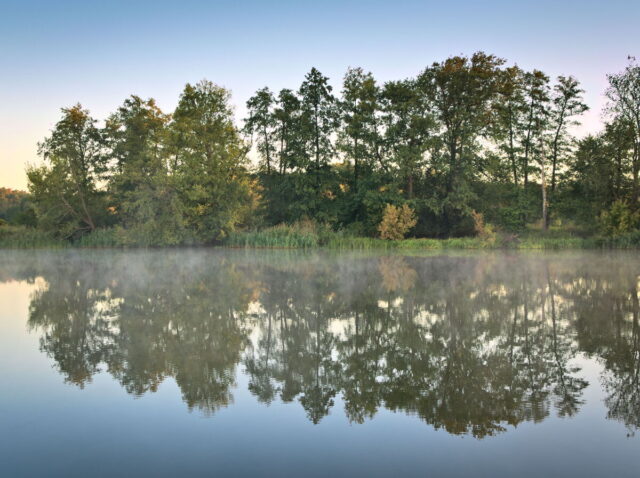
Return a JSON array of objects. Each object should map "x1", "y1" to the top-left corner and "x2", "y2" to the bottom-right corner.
[{"x1": 1, "y1": 249, "x2": 639, "y2": 477}]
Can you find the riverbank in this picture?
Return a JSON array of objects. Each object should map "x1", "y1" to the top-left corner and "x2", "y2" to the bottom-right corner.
[{"x1": 3, "y1": 224, "x2": 640, "y2": 250}]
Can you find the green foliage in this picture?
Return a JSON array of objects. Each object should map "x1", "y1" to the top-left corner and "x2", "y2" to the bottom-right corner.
[
  {"x1": 420, "y1": 53, "x2": 504, "y2": 179},
  {"x1": 0, "y1": 188, "x2": 36, "y2": 226},
  {"x1": 0, "y1": 225, "x2": 66, "y2": 248},
  {"x1": 599, "y1": 200, "x2": 640, "y2": 237},
  {"x1": 22, "y1": 81, "x2": 255, "y2": 247},
  {"x1": 605, "y1": 57, "x2": 640, "y2": 204},
  {"x1": 548, "y1": 76, "x2": 589, "y2": 191},
  {"x1": 223, "y1": 229, "x2": 610, "y2": 251},
  {"x1": 73, "y1": 228, "x2": 123, "y2": 247},
  {"x1": 471, "y1": 210, "x2": 497, "y2": 245},
  {"x1": 172, "y1": 80, "x2": 252, "y2": 242},
  {"x1": 243, "y1": 87, "x2": 277, "y2": 173},
  {"x1": 338, "y1": 67, "x2": 381, "y2": 189},
  {"x1": 298, "y1": 68, "x2": 339, "y2": 174},
  {"x1": 28, "y1": 104, "x2": 108, "y2": 238},
  {"x1": 105, "y1": 95, "x2": 186, "y2": 245},
  {"x1": 7, "y1": 56, "x2": 640, "y2": 249},
  {"x1": 380, "y1": 78, "x2": 433, "y2": 198},
  {"x1": 226, "y1": 221, "x2": 324, "y2": 248},
  {"x1": 597, "y1": 230, "x2": 640, "y2": 248}
]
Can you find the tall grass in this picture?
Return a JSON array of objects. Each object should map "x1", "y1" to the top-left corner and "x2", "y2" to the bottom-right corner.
[
  {"x1": 323, "y1": 236, "x2": 489, "y2": 250},
  {"x1": 1, "y1": 226, "x2": 129, "y2": 249},
  {"x1": 6, "y1": 222, "x2": 640, "y2": 250},
  {"x1": 0, "y1": 226, "x2": 66, "y2": 249},
  {"x1": 223, "y1": 222, "x2": 501, "y2": 250},
  {"x1": 515, "y1": 236, "x2": 596, "y2": 250},
  {"x1": 73, "y1": 228, "x2": 123, "y2": 248},
  {"x1": 596, "y1": 230, "x2": 640, "y2": 249},
  {"x1": 224, "y1": 224, "x2": 640, "y2": 250},
  {"x1": 226, "y1": 223, "x2": 320, "y2": 248}
]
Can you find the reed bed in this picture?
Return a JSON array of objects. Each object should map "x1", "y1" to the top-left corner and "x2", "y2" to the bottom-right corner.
[
  {"x1": 0, "y1": 226, "x2": 66, "y2": 249},
  {"x1": 4, "y1": 223, "x2": 640, "y2": 250}
]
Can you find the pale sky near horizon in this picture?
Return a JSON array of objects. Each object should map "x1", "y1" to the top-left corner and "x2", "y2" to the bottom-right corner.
[{"x1": 1, "y1": 0, "x2": 638, "y2": 190}]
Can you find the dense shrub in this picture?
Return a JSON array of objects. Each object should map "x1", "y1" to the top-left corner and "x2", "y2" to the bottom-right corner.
[
  {"x1": 378, "y1": 204, "x2": 417, "y2": 240},
  {"x1": 599, "y1": 200, "x2": 640, "y2": 237}
]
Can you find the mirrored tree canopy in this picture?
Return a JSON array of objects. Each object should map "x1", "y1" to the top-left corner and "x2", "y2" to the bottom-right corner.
[{"x1": 3, "y1": 250, "x2": 639, "y2": 438}]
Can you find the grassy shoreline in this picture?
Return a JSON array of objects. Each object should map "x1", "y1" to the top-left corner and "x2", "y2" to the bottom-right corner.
[
  {"x1": 225, "y1": 231, "x2": 601, "y2": 250},
  {"x1": 3, "y1": 224, "x2": 640, "y2": 250}
]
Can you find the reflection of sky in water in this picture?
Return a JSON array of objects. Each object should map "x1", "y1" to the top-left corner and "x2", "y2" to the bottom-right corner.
[{"x1": 1, "y1": 250, "x2": 639, "y2": 477}]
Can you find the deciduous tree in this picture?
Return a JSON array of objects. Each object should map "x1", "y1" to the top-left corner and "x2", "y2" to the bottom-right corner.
[
  {"x1": 28, "y1": 104, "x2": 106, "y2": 238},
  {"x1": 171, "y1": 80, "x2": 252, "y2": 241}
]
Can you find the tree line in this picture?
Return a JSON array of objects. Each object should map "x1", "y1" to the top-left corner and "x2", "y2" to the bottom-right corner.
[
  {"x1": 0, "y1": 188, "x2": 33, "y2": 225},
  {"x1": 19, "y1": 53, "x2": 640, "y2": 244}
]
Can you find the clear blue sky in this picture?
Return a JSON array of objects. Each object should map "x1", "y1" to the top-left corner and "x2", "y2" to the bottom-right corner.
[{"x1": 1, "y1": 0, "x2": 638, "y2": 189}]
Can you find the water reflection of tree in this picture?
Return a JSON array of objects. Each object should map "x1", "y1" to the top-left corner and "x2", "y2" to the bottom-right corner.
[
  {"x1": 6, "y1": 250, "x2": 640, "y2": 436},
  {"x1": 27, "y1": 260, "x2": 118, "y2": 387},
  {"x1": 603, "y1": 299, "x2": 640, "y2": 435},
  {"x1": 244, "y1": 254, "x2": 589, "y2": 436},
  {"x1": 26, "y1": 252, "x2": 253, "y2": 415},
  {"x1": 567, "y1": 256, "x2": 640, "y2": 434}
]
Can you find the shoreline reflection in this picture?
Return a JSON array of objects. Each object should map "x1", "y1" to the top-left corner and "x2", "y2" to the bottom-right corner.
[{"x1": 2, "y1": 250, "x2": 639, "y2": 438}]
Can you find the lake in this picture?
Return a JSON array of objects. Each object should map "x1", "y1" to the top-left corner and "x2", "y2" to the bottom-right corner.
[{"x1": 1, "y1": 249, "x2": 639, "y2": 477}]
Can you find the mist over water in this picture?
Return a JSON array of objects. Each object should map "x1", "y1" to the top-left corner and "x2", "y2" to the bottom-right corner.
[{"x1": 1, "y1": 249, "x2": 639, "y2": 477}]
